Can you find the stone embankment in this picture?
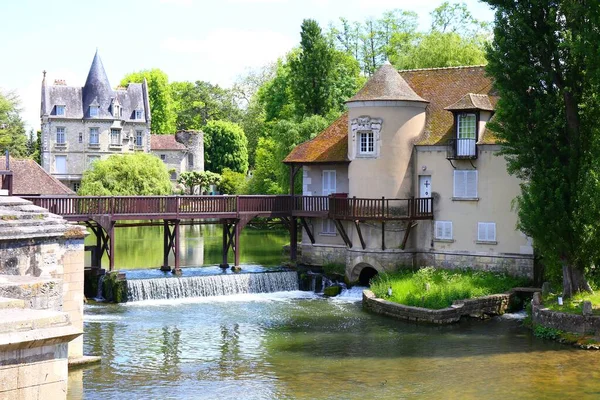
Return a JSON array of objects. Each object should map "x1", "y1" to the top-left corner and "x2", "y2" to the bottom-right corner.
[
  {"x1": 531, "y1": 292, "x2": 600, "y2": 337},
  {"x1": 362, "y1": 290, "x2": 513, "y2": 324}
]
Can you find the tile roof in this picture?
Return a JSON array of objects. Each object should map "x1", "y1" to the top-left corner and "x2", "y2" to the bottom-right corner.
[
  {"x1": 283, "y1": 114, "x2": 349, "y2": 164},
  {"x1": 400, "y1": 65, "x2": 497, "y2": 145},
  {"x1": 445, "y1": 93, "x2": 494, "y2": 112},
  {"x1": 347, "y1": 62, "x2": 427, "y2": 104},
  {"x1": 150, "y1": 134, "x2": 186, "y2": 150},
  {"x1": 9, "y1": 158, "x2": 75, "y2": 195},
  {"x1": 285, "y1": 65, "x2": 498, "y2": 164}
]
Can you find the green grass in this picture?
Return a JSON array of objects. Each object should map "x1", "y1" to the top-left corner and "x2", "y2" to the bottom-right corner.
[
  {"x1": 544, "y1": 291, "x2": 600, "y2": 316},
  {"x1": 370, "y1": 267, "x2": 529, "y2": 310}
]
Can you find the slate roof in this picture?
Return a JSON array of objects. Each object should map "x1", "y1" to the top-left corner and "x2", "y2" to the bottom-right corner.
[
  {"x1": 284, "y1": 114, "x2": 349, "y2": 164},
  {"x1": 347, "y1": 62, "x2": 428, "y2": 104},
  {"x1": 150, "y1": 134, "x2": 187, "y2": 150},
  {"x1": 42, "y1": 50, "x2": 149, "y2": 122},
  {"x1": 9, "y1": 158, "x2": 75, "y2": 195},
  {"x1": 285, "y1": 65, "x2": 498, "y2": 163}
]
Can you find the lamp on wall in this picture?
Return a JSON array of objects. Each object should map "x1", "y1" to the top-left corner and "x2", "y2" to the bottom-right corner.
[{"x1": 421, "y1": 165, "x2": 427, "y2": 171}]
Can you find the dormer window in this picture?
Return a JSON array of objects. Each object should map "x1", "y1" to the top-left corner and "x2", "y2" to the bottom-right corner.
[
  {"x1": 456, "y1": 113, "x2": 477, "y2": 157},
  {"x1": 351, "y1": 116, "x2": 383, "y2": 158},
  {"x1": 113, "y1": 104, "x2": 121, "y2": 119},
  {"x1": 135, "y1": 110, "x2": 143, "y2": 120},
  {"x1": 359, "y1": 132, "x2": 374, "y2": 154},
  {"x1": 56, "y1": 105, "x2": 65, "y2": 116},
  {"x1": 90, "y1": 106, "x2": 99, "y2": 118}
]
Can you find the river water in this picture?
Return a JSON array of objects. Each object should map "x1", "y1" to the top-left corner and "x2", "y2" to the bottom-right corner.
[{"x1": 71, "y1": 226, "x2": 600, "y2": 399}]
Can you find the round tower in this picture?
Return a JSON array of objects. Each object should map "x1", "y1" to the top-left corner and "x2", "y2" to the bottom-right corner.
[{"x1": 345, "y1": 63, "x2": 428, "y2": 199}]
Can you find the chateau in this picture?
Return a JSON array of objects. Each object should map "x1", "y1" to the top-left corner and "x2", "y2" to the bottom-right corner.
[
  {"x1": 285, "y1": 63, "x2": 533, "y2": 283},
  {"x1": 40, "y1": 51, "x2": 202, "y2": 191}
]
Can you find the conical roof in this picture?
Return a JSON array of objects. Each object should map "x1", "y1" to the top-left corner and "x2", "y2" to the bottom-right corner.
[
  {"x1": 82, "y1": 50, "x2": 114, "y2": 118},
  {"x1": 347, "y1": 62, "x2": 428, "y2": 103}
]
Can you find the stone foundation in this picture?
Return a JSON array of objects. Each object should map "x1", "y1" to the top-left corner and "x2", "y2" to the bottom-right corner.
[
  {"x1": 301, "y1": 242, "x2": 534, "y2": 281},
  {"x1": 363, "y1": 289, "x2": 512, "y2": 324}
]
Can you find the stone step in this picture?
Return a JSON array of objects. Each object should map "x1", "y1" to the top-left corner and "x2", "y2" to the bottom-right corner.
[
  {"x1": 0, "y1": 296, "x2": 25, "y2": 309},
  {"x1": 0, "y1": 308, "x2": 70, "y2": 334}
]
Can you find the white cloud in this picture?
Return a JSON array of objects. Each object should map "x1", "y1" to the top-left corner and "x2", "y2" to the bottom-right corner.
[{"x1": 160, "y1": 29, "x2": 295, "y2": 85}]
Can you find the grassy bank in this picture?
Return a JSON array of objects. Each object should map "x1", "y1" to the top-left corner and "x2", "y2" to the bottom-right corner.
[
  {"x1": 543, "y1": 292, "x2": 600, "y2": 316},
  {"x1": 370, "y1": 267, "x2": 528, "y2": 310}
]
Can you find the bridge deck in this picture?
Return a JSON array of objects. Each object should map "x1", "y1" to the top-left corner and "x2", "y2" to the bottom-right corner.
[{"x1": 23, "y1": 195, "x2": 433, "y2": 221}]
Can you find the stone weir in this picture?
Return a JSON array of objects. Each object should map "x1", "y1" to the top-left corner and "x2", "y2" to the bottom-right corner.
[
  {"x1": 0, "y1": 196, "x2": 89, "y2": 400},
  {"x1": 127, "y1": 271, "x2": 299, "y2": 302}
]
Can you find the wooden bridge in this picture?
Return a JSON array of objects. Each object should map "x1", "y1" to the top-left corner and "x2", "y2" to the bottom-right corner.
[{"x1": 23, "y1": 195, "x2": 433, "y2": 272}]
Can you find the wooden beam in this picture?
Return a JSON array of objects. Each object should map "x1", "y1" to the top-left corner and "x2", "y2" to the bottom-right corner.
[
  {"x1": 382, "y1": 221, "x2": 385, "y2": 250},
  {"x1": 299, "y1": 217, "x2": 315, "y2": 244},
  {"x1": 333, "y1": 220, "x2": 352, "y2": 248},
  {"x1": 354, "y1": 220, "x2": 366, "y2": 250},
  {"x1": 401, "y1": 222, "x2": 414, "y2": 250}
]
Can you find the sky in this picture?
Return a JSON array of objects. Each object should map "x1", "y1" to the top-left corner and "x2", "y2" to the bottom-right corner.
[{"x1": 0, "y1": 0, "x2": 494, "y2": 131}]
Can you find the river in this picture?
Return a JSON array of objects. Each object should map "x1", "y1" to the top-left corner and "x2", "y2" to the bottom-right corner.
[{"x1": 70, "y1": 225, "x2": 600, "y2": 399}]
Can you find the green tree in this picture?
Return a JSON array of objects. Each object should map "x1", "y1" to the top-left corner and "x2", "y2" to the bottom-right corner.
[
  {"x1": 0, "y1": 91, "x2": 27, "y2": 158},
  {"x1": 219, "y1": 168, "x2": 247, "y2": 194},
  {"x1": 289, "y1": 19, "x2": 335, "y2": 117},
  {"x1": 79, "y1": 153, "x2": 172, "y2": 195},
  {"x1": 121, "y1": 69, "x2": 176, "y2": 134},
  {"x1": 247, "y1": 137, "x2": 283, "y2": 194},
  {"x1": 484, "y1": 0, "x2": 600, "y2": 297},
  {"x1": 171, "y1": 80, "x2": 242, "y2": 130},
  {"x1": 25, "y1": 129, "x2": 40, "y2": 163},
  {"x1": 177, "y1": 170, "x2": 222, "y2": 195},
  {"x1": 203, "y1": 120, "x2": 248, "y2": 174}
]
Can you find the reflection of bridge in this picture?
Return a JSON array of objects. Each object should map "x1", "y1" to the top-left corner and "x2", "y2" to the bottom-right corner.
[{"x1": 24, "y1": 195, "x2": 433, "y2": 271}]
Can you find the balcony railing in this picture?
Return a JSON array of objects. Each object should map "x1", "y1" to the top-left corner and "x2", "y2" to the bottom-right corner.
[{"x1": 447, "y1": 138, "x2": 477, "y2": 160}]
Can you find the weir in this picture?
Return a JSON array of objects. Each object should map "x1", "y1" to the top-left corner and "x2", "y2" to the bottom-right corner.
[{"x1": 127, "y1": 271, "x2": 299, "y2": 301}]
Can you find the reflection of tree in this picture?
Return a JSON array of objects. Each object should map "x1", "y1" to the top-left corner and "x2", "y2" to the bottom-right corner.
[
  {"x1": 160, "y1": 326, "x2": 182, "y2": 375},
  {"x1": 218, "y1": 323, "x2": 241, "y2": 374}
]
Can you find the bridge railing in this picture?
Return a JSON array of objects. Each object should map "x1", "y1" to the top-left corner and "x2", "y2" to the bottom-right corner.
[{"x1": 22, "y1": 195, "x2": 433, "y2": 220}]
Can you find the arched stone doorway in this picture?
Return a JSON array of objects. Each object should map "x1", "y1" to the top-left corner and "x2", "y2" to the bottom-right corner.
[{"x1": 349, "y1": 259, "x2": 384, "y2": 286}]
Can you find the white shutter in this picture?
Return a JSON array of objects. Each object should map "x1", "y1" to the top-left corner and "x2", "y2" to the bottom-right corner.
[
  {"x1": 454, "y1": 170, "x2": 477, "y2": 198},
  {"x1": 466, "y1": 170, "x2": 478, "y2": 198},
  {"x1": 322, "y1": 170, "x2": 336, "y2": 196},
  {"x1": 478, "y1": 222, "x2": 496, "y2": 242},
  {"x1": 435, "y1": 221, "x2": 452, "y2": 240}
]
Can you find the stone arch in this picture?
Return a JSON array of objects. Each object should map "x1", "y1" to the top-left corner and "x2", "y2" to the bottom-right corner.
[{"x1": 348, "y1": 256, "x2": 385, "y2": 285}]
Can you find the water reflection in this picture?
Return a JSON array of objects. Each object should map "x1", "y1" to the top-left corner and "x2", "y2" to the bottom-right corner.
[{"x1": 84, "y1": 224, "x2": 288, "y2": 269}]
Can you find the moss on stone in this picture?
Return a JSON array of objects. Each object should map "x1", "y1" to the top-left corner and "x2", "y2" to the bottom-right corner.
[{"x1": 324, "y1": 285, "x2": 342, "y2": 297}]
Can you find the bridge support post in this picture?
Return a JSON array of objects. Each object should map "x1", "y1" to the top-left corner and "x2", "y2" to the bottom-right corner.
[
  {"x1": 107, "y1": 220, "x2": 115, "y2": 272},
  {"x1": 220, "y1": 221, "x2": 229, "y2": 269},
  {"x1": 234, "y1": 220, "x2": 241, "y2": 267},
  {"x1": 161, "y1": 220, "x2": 181, "y2": 273},
  {"x1": 290, "y1": 217, "x2": 297, "y2": 262},
  {"x1": 173, "y1": 220, "x2": 180, "y2": 274},
  {"x1": 161, "y1": 220, "x2": 171, "y2": 272}
]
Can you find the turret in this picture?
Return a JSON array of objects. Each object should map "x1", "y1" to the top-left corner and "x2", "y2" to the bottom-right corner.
[{"x1": 82, "y1": 50, "x2": 113, "y2": 118}]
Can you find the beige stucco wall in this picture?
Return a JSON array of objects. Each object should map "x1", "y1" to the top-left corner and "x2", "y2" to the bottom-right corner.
[
  {"x1": 347, "y1": 102, "x2": 427, "y2": 199},
  {"x1": 412, "y1": 145, "x2": 532, "y2": 256},
  {"x1": 302, "y1": 164, "x2": 349, "y2": 196}
]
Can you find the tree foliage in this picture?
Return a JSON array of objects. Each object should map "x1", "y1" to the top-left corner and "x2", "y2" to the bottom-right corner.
[
  {"x1": 79, "y1": 153, "x2": 172, "y2": 195},
  {"x1": 484, "y1": 0, "x2": 600, "y2": 296},
  {"x1": 121, "y1": 69, "x2": 176, "y2": 134},
  {"x1": 171, "y1": 80, "x2": 242, "y2": 130},
  {"x1": 0, "y1": 91, "x2": 27, "y2": 158},
  {"x1": 219, "y1": 168, "x2": 247, "y2": 194},
  {"x1": 177, "y1": 170, "x2": 222, "y2": 195},
  {"x1": 203, "y1": 120, "x2": 248, "y2": 174}
]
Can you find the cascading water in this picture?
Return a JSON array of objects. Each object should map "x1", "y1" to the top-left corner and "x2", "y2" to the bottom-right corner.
[
  {"x1": 127, "y1": 271, "x2": 299, "y2": 302},
  {"x1": 95, "y1": 274, "x2": 106, "y2": 301}
]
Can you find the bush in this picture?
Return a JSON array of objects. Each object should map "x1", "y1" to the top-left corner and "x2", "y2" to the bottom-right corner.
[{"x1": 219, "y1": 168, "x2": 247, "y2": 194}]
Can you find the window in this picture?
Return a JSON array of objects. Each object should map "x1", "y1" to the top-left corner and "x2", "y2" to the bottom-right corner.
[
  {"x1": 160, "y1": 154, "x2": 166, "y2": 161},
  {"x1": 73, "y1": 182, "x2": 80, "y2": 192},
  {"x1": 135, "y1": 130, "x2": 143, "y2": 146},
  {"x1": 56, "y1": 105, "x2": 65, "y2": 116},
  {"x1": 55, "y1": 155, "x2": 66, "y2": 174},
  {"x1": 188, "y1": 153, "x2": 194, "y2": 167},
  {"x1": 435, "y1": 221, "x2": 453, "y2": 240},
  {"x1": 113, "y1": 104, "x2": 121, "y2": 118},
  {"x1": 478, "y1": 222, "x2": 496, "y2": 242},
  {"x1": 457, "y1": 113, "x2": 476, "y2": 140},
  {"x1": 78, "y1": 132, "x2": 83, "y2": 143},
  {"x1": 56, "y1": 127, "x2": 65, "y2": 144},
  {"x1": 322, "y1": 170, "x2": 336, "y2": 196},
  {"x1": 89, "y1": 128, "x2": 99, "y2": 145},
  {"x1": 453, "y1": 170, "x2": 478, "y2": 199},
  {"x1": 89, "y1": 106, "x2": 99, "y2": 117},
  {"x1": 87, "y1": 156, "x2": 100, "y2": 168},
  {"x1": 359, "y1": 132, "x2": 374, "y2": 154},
  {"x1": 135, "y1": 110, "x2": 143, "y2": 120},
  {"x1": 322, "y1": 219, "x2": 336, "y2": 235},
  {"x1": 110, "y1": 129, "x2": 121, "y2": 145},
  {"x1": 170, "y1": 171, "x2": 177, "y2": 180}
]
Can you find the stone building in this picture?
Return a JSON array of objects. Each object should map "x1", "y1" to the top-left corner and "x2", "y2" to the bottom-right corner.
[
  {"x1": 40, "y1": 51, "x2": 203, "y2": 191},
  {"x1": 150, "y1": 130, "x2": 204, "y2": 183},
  {"x1": 285, "y1": 63, "x2": 534, "y2": 283}
]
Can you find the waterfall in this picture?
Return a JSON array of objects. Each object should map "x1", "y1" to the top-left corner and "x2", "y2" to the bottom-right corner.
[
  {"x1": 95, "y1": 275, "x2": 105, "y2": 301},
  {"x1": 127, "y1": 271, "x2": 299, "y2": 302}
]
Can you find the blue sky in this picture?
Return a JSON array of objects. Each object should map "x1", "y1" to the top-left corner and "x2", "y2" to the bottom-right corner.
[{"x1": 0, "y1": 0, "x2": 494, "y2": 130}]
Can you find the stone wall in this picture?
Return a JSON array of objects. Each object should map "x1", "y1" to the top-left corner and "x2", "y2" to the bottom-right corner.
[
  {"x1": 301, "y1": 244, "x2": 346, "y2": 266},
  {"x1": 531, "y1": 303, "x2": 600, "y2": 336},
  {"x1": 363, "y1": 289, "x2": 512, "y2": 324}
]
